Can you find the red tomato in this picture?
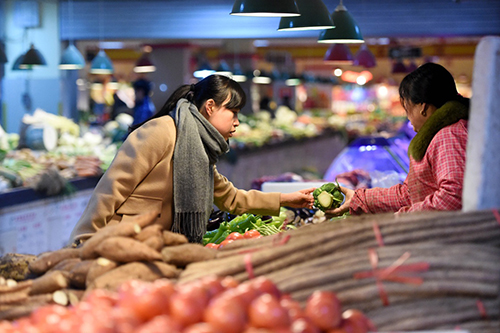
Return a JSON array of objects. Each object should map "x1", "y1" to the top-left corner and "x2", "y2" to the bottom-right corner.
[
  {"x1": 340, "y1": 309, "x2": 372, "y2": 333},
  {"x1": 280, "y1": 297, "x2": 305, "y2": 321},
  {"x1": 305, "y1": 291, "x2": 342, "y2": 331},
  {"x1": 204, "y1": 292, "x2": 248, "y2": 333},
  {"x1": 136, "y1": 315, "x2": 182, "y2": 333},
  {"x1": 244, "y1": 230, "x2": 261, "y2": 239},
  {"x1": 226, "y1": 231, "x2": 245, "y2": 241},
  {"x1": 200, "y1": 275, "x2": 226, "y2": 298},
  {"x1": 221, "y1": 276, "x2": 239, "y2": 289},
  {"x1": 184, "y1": 322, "x2": 220, "y2": 333},
  {"x1": 219, "y1": 238, "x2": 235, "y2": 248},
  {"x1": 248, "y1": 294, "x2": 290, "y2": 329},
  {"x1": 290, "y1": 318, "x2": 321, "y2": 333},
  {"x1": 169, "y1": 291, "x2": 206, "y2": 327},
  {"x1": 205, "y1": 243, "x2": 220, "y2": 249},
  {"x1": 249, "y1": 276, "x2": 282, "y2": 299}
]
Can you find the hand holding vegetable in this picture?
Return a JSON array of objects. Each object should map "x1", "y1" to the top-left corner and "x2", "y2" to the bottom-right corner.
[
  {"x1": 324, "y1": 185, "x2": 354, "y2": 218},
  {"x1": 279, "y1": 187, "x2": 315, "y2": 209}
]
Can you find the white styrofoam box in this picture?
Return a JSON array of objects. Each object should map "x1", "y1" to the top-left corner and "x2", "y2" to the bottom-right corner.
[{"x1": 261, "y1": 182, "x2": 326, "y2": 193}]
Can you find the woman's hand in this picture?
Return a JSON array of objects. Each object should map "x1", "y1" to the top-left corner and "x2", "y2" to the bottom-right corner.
[
  {"x1": 280, "y1": 187, "x2": 315, "y2": 209},
  {"x1": 325, "y1": 186, "x2": 354, "y2": 217}
]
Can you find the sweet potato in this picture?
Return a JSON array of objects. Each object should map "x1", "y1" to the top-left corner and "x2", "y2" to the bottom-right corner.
[
  {"x1": 163, "y1": 230, "x2": 188, "y2": 246},
  {"x1": 48, "y1": 257, "x2": 82, "y2": 273},
  {"x1": 89, "y1": 261, "x2": 176, "y2": 291},
  {"x1": 29, "y1": 248, "x2": 81, "y2": 275},
  {"x1": 29, "y1": 270, "x2": 69, "y2": 295},
  {"x1": 80, "y1": 222, "x2": 142, "y2": 260},
  {"x1": 85, "y1": 257, "x2": 119, "y2": 287},
  {"x1": 135, "y1": 224, "x2": 163, "y2": 242},
  {"x1": 143, "y1": 234, "x2": 165, "y2": 252},
  {"x1": 161, "y1": 243, "x2": 216, "y2": 267},
  {"x1": 95, "y1": 236, "x2": 162, "y2": 262},
  {"x1": 69, "y1": 260, "x2": 95, "y2": 289}
]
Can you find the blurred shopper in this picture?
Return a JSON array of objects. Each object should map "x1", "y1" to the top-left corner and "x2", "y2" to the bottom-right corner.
[
  {"x1": 132, "y1": 78, "x2": 156, "y2": 126},
  {"x1": 70, "y1": 75, "x2": 314, "y2": 245},
  {"x1": 327, "y1": 63, "x2": 469, "y2": 216}
]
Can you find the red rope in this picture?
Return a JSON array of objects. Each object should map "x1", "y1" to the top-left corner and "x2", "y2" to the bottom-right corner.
[
  {"x1": 244, "y1": 253, "x2": 255, "y2": 279},
  {"x1": 372, "y1": 222, "x2": 384, "y2": 247},
  {"x1": 492, "y1": 209, "x2": 500, "y2": 225}
]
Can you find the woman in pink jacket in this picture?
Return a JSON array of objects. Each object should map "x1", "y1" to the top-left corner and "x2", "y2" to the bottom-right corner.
[
  {"x1": 70, "y1": 75, "x2": 314, "y2": 244},
  {"x1": 328, "y1": 63, "x2": 469, "y2": 216}
]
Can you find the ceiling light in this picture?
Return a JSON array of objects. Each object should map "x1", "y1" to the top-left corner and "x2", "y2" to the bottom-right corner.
[
  {"x1": 194, "y1": 60, "x2": 215, "y2": 79},
  {"x1": 59, "y1": 43, "x2": 85, "y2": 70},
  {"x1": 214, "y1": 60, "x2": 233, "y2": 77},
  {"x1": 353, "y1": 44, "x2": 376, "y2": 68},
  {"x1": 391, "y1": 60, "x2": 407, "y2": 74},
  {"x1": 90, "y1": 49, "x2": 114, "y2": 74},
  {"x1": 20, "y1": 44, "x2": 47, "y2": 68},
  {"x1": 231, "y1": 63, "x2": 247, "y2": 82},
  {"x1": 318, "y1": 0, "x2": 364, "y2": 44},
  {"x1": 134, "y1": 46, "x2": 156, "y2": 73},
  {"x1": 324, "y1": 44, "x2": 354, "y2": 65},
  {"x1": 230, "y1": 0, "x2": 299, "y2": 17},
  {"x1": 278, "y1": 0, "x2": 334, "y2": 31},
  {"x1": 252, "y1": 69, "x2": 272, "y2": 84},
  {"x1": 12, "y1": 54, "x2": 32, "y2": 71}
]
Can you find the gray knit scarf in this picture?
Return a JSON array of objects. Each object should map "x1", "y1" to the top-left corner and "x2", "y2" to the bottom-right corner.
[{"x1": 169, "y1": 98, "x2": 229, "y2": 243}]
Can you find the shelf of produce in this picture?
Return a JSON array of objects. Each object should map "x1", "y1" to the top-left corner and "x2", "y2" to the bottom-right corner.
[
  {"x1": 217, "y1": 130, "x2": 348, "y2": 189},
  {"x1": 0, "y1": 176, "x2": 101, "y2": 256}
]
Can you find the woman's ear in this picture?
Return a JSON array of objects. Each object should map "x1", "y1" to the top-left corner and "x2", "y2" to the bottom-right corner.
[
  {"x1": 420, "y1": 103, "x2": 428, "y2": 117},
  {"x1": 205, "y1": 99, "x2": 215, "y2": 116}
]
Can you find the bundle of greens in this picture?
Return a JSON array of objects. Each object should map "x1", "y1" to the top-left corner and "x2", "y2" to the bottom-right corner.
[{"x1": 313, "y1": 181, "x2": 344, "y2": 212}]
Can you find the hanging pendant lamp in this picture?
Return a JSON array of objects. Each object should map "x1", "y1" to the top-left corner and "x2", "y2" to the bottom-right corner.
[
  {"x1": 12, "y1": 54, "x2": 33, "y2": 71},
  {"x1": 230, "y1": 0, "x2": 300, "y2": 17},
  {"x1": 90, "y1": 49, "x2": 114, "y2": 74},
  {"x1": 353, "y1": 44, "x2": 376, "y2": 68},
  {"x1": 59, "y1": 43, "x2": 85, "y2": 70},
  {"x1": 391, "y1": 59, "x2": 407, "y2": 74},
  {"x1": 214, "y1": 60, "x2": 233, "y2": 77},
  {"x1": 20, "y1": 44, "x2": 47, "y2": 68},
  {"x1": 278, "y1": 0, "x2": 334, "y2": 31},
  {"x1": 134, "y1": 46, "x2": 156, "y2": 73},
  {"x1": 231, "y1": 63, "x2": 247, "y2": 82},
  {"x1": 324, "y1": 44, "x2": 354, "y2": 65},
  {"x1": 193, "y1": 60, "x2": 215, "y2": 79},
  {"x1": 318, "y1": 0, "x2": 364, "y2": 44},
  {"x1": 0, "y1": 45, "x2": 7, "y2": 63}
]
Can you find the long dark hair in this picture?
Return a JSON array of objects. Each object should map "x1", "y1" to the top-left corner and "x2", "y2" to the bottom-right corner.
[
  {"x1": 129, "y1": 75, "x2": 246, "y2": 132},
  {"x1": 399, "y1": 62, "x2": 469, "y2": 112}
]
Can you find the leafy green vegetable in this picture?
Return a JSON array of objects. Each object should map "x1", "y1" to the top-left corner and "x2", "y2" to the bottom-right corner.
[{"x1": 313, "y1": 181, "x2": 344, "y2": 211}]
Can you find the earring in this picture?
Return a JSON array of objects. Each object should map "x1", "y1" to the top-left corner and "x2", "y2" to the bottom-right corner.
[{"x1": 422, "y1": 111, "x2": 427, "y2": 116}]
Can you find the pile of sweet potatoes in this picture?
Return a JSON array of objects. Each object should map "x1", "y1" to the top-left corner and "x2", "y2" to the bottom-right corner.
[{"x1": 0, "y1": 211, "x2": 217, "y2": 321}]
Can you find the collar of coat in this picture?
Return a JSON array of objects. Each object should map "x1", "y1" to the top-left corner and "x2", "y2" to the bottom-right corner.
[{"x1": 408, "y1": 100, "x2": 468, "y2": 162}]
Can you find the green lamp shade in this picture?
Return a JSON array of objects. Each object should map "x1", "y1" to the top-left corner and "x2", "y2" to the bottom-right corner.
[
  {"x1": 90, "y1": 50, "x2": 114, "y2": 74},
  {"x1": 0, "y1": 46, "x2": 7, "y2": 63},
  {"x1": 20, "y1": 44, "x2": 47, "y2": 68},
  {"x1": 134, "y1": 52, "x2": 156, "y2": 73},
  {"x1": 59, "y1": 44, "x2": 85, "y2": 70},
  {"x1": 318, "y1": 4, "x2": 364, "y2": 44},
  {"x1": 231, "y1": 0, "x2": 300, "y2": 17},
  {"x1": 278, "y1": 0, "x2": 334, "y2": 31}
]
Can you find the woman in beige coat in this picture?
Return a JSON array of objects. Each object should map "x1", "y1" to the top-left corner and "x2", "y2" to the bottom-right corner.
[{"x1": 70, "y1": 75, "x2": 314, "y2": 244}]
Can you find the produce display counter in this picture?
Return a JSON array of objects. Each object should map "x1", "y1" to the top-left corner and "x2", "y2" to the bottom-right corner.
[
  {"x1": 217, "y1": 129, "x2": 348, "y2": 189},
  {"x1": 0, "y1": 176, "x2": 100, "y2": 256}
]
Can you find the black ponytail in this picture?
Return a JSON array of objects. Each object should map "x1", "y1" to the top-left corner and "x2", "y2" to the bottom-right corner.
[{"x1": 129, "y1": 75, "x2": 246, "y2": 133}]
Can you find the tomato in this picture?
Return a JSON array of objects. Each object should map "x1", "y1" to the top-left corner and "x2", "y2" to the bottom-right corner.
[
  {"x1": 244, "y1": 230, "x2": 261, "y2": 239},
  {"x1": 340, "y1": 309, "x2": 372, "y2": 333},
  {"x1": 248, "y1": 294, "x2": 290, "y2": 329},
  {"x1": 221, "y1": 276, "x2": 239, "y2": 289},
  {"x1": 249, "y1": 276, "x2": 281, "y2": 299},
  {"x1": 205, "y1": 243, "x2": 220, "y2": 249},
  {"x1": 200, "y1": 275, "x2": 226, "y2": 298},
  {"x1": 280, "y1": 297, "x2": 305, "y2": 321},
  {"x1": 184, "y1": 322, "x2": 220, "y2": 333},
  {"x1": 219, "y1": 238, "x2": 235, "y2": 248},
  {"x1": 232, "y1": 282, "x2": 261, "y2": 308},
  {"x1": 169, "y1": 291, "x2": 206, "y2": 327},
  {"x1": 136, "y1": 315, "x2": 182, "y2": 333},
  {"x1": 305, "y1": 291, "x2": 342, "y2": 331},
  {"x1": 290, "y1": 318, "x2": 321, "y2": 333},
  {"x1": 226, "y1": 232, "x2": 245, "y2": 241},
  {"x1": 204, "y1": 291, "x2": 248, "y2": 333}
]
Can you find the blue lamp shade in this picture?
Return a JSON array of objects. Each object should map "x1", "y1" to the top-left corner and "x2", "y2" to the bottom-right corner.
[
  {"x1": 353, "y1": 44, "x2": 376, "y2": 68},
  {"x1": 278, "y1": 0, "x2": 334, "y2": 31},
  {"x1": 12, "y1": 54, "x2": 33, "y2": 71},
  {"x1": 134, "y1": 52, "x2": 156, "y2": 73},
  {"x1": 324, "y1": 44, "x2": 354, "y2": 65},
  {"x1": 59, "y1": 44, "x2": 85, "y2": 70},
  {"x1": 0, "y1": 46, "x2": 7, "y2": 63},
  {"x1": 90, "y1": 50, "x2": 114, "y2": 74},
  {"x1": 231, "y1": 63, "x2": 247, "y2": 82},
  {"x1": 318, "y1": 2, "x2": 364, "y2": 44},
  {"x1": 20, "y1": 44, "x2": 47, "y2": 68},
  {"x1": 230, "y1": 0, "x2": 300, "y2": 17},
  {"x1": 214, "y1": 60, "x2": 233, "y2": 78}
]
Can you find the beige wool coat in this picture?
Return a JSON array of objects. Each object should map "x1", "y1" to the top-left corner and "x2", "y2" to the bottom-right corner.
[{"x1": 69, "y1": 116, "x2": 281, "y2": 244}]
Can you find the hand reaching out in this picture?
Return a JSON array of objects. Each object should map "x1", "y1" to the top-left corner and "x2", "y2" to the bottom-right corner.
[{"x1": 280, "y1": 187, "x2": 315, "y2": 209}]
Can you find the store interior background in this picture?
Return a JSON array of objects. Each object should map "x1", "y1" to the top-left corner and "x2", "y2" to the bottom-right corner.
[{"x1": 0, "y1": 0, "x2": 499, "y2": 188}]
